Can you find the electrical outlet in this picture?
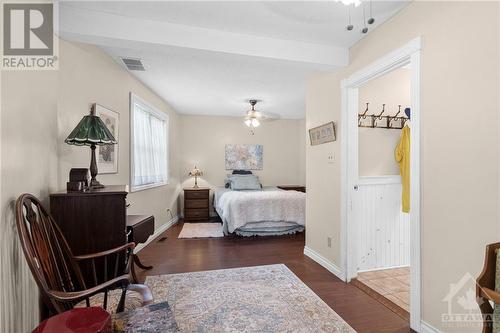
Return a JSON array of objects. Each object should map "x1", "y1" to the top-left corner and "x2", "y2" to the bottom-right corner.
[
  {"x1": 327, "y1": 237, "x2": 332, "y2": 248},
  {"x1": 327, "y1": 154, "x2": 334, "y2": 164},
  {"x1": 166, "y1": 208, "x2": 174, "y2": 219}
]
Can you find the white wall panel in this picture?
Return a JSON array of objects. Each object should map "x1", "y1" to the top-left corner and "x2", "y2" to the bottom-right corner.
[{"x1": 354, "y1": 176, "x2": 410, "y2": 272}]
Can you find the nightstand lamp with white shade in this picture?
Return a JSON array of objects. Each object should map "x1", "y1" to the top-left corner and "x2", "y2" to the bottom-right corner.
[{"x1": 188, "y1": 166, "x2": 203, "y2": 188}]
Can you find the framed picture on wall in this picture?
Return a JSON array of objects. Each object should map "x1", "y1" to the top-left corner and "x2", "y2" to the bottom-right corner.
[
  {"x1": 95, "y1": 103, "x2": 119, "y2": 174},
  {"x1": 309, "y1": 121, "x2": 336, "y2": 146},
  {"x1": 225, "y1": 144, "x2": 263, "y2": 170}
]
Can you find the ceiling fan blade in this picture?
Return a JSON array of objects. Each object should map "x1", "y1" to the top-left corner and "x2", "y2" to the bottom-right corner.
[
  {"x1": 243, "y1": 100, "x2": 280, "y2": 124},
  {"x1": 258, "y1": 111, "x2": 281, "y2": 120}
]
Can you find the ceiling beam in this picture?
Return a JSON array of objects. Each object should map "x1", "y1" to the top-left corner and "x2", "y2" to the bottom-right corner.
[{"x1": 58, "y1": 4, "x2": 349, "y2": 68}]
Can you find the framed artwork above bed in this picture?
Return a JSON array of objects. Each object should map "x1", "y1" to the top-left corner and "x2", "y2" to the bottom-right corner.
[{"x1": 225, "y1": 144, "x2": 263, "y2": 170}]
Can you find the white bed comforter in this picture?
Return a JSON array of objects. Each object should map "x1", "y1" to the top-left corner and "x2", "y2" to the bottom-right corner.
[{"x1": 216, "y1": 188, "x2": 305, "y2": 233}]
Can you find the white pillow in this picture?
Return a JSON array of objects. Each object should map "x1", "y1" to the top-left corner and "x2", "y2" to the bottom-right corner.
[{"x1": 229, "y1": 175, "x2": 261, "y2": 190}]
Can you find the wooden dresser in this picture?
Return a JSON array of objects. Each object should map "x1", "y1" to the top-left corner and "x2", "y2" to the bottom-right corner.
[
  {"x1": 184, "y1": 188, "x2": 210, "y2": 221},
  {"x1": 49, "y1": 185, "x2": 128, "y2": 285}
]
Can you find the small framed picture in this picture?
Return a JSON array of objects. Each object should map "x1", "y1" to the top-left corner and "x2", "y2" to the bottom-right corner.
[
  {"x1": 94, "y1": 103, "x2": 119, "y2": 174},
  {"x1": 309, "y1": 121, "x2": 336, "y2": 146}
]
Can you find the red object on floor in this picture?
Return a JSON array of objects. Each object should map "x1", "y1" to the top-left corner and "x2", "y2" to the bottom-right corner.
[{"x1": 32, "y1": 307, "x2": 112, "y2": 333}]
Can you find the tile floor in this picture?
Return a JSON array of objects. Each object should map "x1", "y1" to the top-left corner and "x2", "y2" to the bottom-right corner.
[{"x1": 357, "y1": 267, "x2": 410, "y2": 312}]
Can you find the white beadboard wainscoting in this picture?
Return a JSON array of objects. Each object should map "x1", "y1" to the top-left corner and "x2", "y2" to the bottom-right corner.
[{"x1": 354, "y1": 176, "x2": 410, "y2": 272}]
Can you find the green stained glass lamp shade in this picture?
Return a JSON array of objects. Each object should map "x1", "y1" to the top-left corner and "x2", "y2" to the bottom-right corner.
[
  {"x1": 65, "y1": 115, "x2": 117, "y2": 146},
  {"x1": 65, "y1": 108, "x2": 117, "y2": 189}
]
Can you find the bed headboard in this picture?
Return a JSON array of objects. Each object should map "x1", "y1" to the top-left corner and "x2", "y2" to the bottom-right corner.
[{"x1": 232, "y1": 170, "x2": 253, "y2": 175}]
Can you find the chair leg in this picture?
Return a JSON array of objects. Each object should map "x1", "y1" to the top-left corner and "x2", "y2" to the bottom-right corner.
[
  {"x1": 116, "y1": 287, "x2": 127, "y2": 313},
  {"x1": 133, "y1": 254, "x2": 153, "y2": 270},
  {"x1": 130, "y1": 254, "x2": 153, "y2": 284},
  {"x1": 130, "y1": 259, "x2": 140, "y2": 284},
  {"x1": 103, "y1": 290, "x2": 108, "y2": 310}
]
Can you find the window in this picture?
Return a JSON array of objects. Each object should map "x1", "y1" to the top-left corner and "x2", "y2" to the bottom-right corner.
[{"x1": 130, "y1": 93, "x2": 168, "y2": 191}]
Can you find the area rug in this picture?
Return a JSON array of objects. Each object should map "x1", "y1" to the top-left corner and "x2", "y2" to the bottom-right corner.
[
  {"x1": 178, "y1": 223, "x2": 224, "y2": 238},
  {"x1": 145, "y1": 264, "x2": 356, "y2": 332},
  {"x1": 113, "y1": 302, "x2": 179, "y2": 332}
]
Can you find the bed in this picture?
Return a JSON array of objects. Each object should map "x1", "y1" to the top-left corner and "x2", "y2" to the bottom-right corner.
[{"x1": 214, "y1": 186, "x2": 305, "y2": 236}]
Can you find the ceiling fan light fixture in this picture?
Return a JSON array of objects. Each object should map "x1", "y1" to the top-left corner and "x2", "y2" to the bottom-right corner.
[{"x1": 243, "y1": 100, "x2": 265, "y2": 133}]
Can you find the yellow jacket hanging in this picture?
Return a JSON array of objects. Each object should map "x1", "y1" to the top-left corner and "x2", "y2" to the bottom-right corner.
[{"x1": 395, "y1": 125, "x2": 410, "y2": 213}]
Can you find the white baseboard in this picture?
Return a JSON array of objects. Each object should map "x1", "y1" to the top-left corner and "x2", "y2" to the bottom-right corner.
[
  {"x1": 358, "y1": 264, "x2": 410, "y2": 273},
  {"x1": 134, "y1": 216, "x2": 179, "y2": 253},
  {"x1": 420, "y1": 320, "x2": 441, "y2": 333},
  {"x1": 303, "y1": 246, "x2": 345, "y2": 281}
]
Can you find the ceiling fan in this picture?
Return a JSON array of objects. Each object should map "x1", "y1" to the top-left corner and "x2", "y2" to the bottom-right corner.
[{"x1": 243, "y1": 100, "x2": 275, "y2": 134}]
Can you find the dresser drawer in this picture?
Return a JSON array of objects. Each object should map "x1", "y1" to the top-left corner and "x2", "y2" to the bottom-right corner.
[
  {"x1": 184, "y1": 189, "x2": 209, "y2": 199},
  {"x1": 185, "y1": 199, "x2": 209, "y2": 209},
  {"x1": 185, "y1": 208, "x2": 209, "y2": 220}
]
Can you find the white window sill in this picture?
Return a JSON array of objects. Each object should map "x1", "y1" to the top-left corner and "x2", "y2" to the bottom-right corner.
[{"x1": 130, "y1": 181, "x2": 168, "y2": 193}]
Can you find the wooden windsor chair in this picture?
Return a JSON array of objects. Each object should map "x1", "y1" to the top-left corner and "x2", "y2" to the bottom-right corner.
[{"x1": 15, "y1": 193, "x2": 152, "y2": 316}]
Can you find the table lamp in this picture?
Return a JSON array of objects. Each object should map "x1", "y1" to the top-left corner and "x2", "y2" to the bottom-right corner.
[
  {"x1": 189, "y1": 166, "x2": 203, "y2": 188},
  {"x1": 65, "y1": 104, "x2": 117, "y2": 189}
]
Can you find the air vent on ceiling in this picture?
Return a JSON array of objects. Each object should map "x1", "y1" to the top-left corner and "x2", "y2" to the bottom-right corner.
[{"x1": 120, "y1": 57, "x2": 145, "y2": 71}]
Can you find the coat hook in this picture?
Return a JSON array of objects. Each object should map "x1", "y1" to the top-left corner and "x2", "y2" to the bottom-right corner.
[
  {"x1": 358, "y1": 103, "x2": 370, "y2": 126},
  {"x1": 388, "y1": 105, "x2": 402, "y2": 128},
  {"x1": 373, "y1": 104, "x2": 385, "y2": 127},
  {"x1": 376, "y1": 104, "x2": 385, "y2": 119},
  {"x1": 361, "y1": 103, "x2": 369, "y2": 118},
  {"x1": 358, "y1": 103, "x2": 406, "y2": 130},
  {"x1": 393, "y1": 105, "x2": 402, "y2": 117}
]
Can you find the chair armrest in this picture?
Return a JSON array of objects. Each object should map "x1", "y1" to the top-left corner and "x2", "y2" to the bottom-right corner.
[
  {"x1": 47, "y1": 274, "x2": 130, "y2": 303},
  {"x1": 479, "y1": 287, "x2": 500, "y2": 304},
  {"x1": 73, "y1": 242, "x2": 136, "y2": 261}
]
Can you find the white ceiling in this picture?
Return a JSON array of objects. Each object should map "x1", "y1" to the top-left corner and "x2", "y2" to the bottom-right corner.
[
  {"x1": 102, "y1": 45, "x2": 319, "y2": 118},
  {"x1": 59, "y1": 1, "x2": 409, "y2": 119}
]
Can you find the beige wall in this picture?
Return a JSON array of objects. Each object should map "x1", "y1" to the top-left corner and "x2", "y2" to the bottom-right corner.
[
  {"x1": 1, "y1": 71, "x2": 59, "y2": 333},
  {"x1": 306, "y1": 1, "x2": 499, "y2": 331},
  {"x1": 358, "y1": 67, "x2": 410, "y2": 176},
  {"x1": 58, "y1": 41, "x2": 182, "y2": 228},
  {"x1": 0, "y1": 39, "x2": 181, "y2": 331},
  {"x1": 179, "y1": 115, "x2": 305, "y2": 213},
  {"x1": 299, "y1": 118, "x2": 306, "y2": 185}
]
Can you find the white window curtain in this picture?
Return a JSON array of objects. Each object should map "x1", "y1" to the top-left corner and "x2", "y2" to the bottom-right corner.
[{"x1": 132, "y1": 98, "x2": 168, "y2": 190}]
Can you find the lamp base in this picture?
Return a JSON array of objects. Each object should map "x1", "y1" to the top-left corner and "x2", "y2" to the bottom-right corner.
[
  {"x1": 90, "y1": 179, "x2": 105, "y2": 189},
  {"x1": 89, "y1": 144, "x2": 105, "y2": 189}
]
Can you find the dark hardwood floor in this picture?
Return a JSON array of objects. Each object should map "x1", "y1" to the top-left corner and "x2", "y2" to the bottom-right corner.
[{"x1": 135, "y1": 221, "x2": 412, "y2": 333}]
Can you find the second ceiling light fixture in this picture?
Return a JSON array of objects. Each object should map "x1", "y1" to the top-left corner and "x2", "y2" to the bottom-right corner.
[{"x1": 338, "y1": 0, "x2": 375, "y2": 34}]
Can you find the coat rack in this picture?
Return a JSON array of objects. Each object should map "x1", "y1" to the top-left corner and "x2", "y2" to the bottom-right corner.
[{"x1": 358, "y1": 103, "x2": 409, "y2": 129}]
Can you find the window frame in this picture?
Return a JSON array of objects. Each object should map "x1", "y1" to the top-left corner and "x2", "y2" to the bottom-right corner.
[{"x1": 129, "y1": 92, "x2": 169, "y2": 192}]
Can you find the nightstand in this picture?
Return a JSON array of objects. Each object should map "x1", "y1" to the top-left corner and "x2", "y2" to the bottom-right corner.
[
  {"x1": 277, "y1": 185, "x2": 306, "y2": 193},
  {"x1": 184, "y1": 188, "x2": 210, "y2": 222}
]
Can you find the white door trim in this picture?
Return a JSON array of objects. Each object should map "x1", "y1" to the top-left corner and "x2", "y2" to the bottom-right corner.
[{"x1": 340, "y1": 37, "x2": 422, "y2": 331}]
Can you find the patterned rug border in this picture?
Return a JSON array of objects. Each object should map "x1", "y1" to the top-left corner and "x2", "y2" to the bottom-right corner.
[
  {"x1": 145, "y1": 263, "x2": 286, "y2": 279},
  {"x1": 145, "y1": 264, "x2": 356, "y2": 332}
]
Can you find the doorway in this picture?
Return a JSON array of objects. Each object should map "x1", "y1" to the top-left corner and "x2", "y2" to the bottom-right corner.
[{"x1": 340, "y1": 38, "x2": 421, "y2": 331}]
